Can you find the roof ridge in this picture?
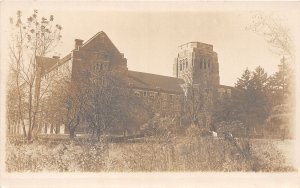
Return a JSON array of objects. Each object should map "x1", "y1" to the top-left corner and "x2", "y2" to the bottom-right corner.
[
  {"x1": 81, "y1": 31, "x2": 121, "y2": 54},
  {"x1": 128, "y1": 73, "x2": 149, "y2": 87},
  {"x1": 128, "y1": 70, "x2": 180, "y2": 80}
]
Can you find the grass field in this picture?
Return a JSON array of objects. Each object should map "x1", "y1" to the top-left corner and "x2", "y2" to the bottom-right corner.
[
  {"x1": 272, "y1": 139, "x2": 296, "y2": 167},
  {"x1": 5, "y1": 136, "x2": 296, "y2": 172}
]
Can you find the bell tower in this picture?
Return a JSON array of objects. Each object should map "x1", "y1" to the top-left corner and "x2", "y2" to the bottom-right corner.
[
  {"x1": 173, "y1": 42, "x2": 219, "y2": 87},
  {"x1": 173, "y1": 42, "x2": 220, "y2": 127}
]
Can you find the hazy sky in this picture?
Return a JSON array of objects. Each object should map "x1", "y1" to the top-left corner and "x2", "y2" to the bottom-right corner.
[{"x1": 2, "y1": 2, "x2": 298, "y2": 86}]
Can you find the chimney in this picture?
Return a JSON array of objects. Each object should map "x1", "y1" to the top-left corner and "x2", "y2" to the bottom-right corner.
[
  {"x1": 52, "y1": 56, "x2": 60, "y2": 59},
  {"x1": 75, "y1": 39, "x2": 84, "y2": 50}
]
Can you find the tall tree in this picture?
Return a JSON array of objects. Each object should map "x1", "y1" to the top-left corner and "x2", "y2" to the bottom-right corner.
[
  {"x1": 234, "y1": 67, "x2": 270, "y2": 134},
  {"x1": 84, "y1": 70, "x2": 127, "y2": 140},
  {"x1": 265, "y1": 57, "x2": 295, "y2": 139},
  {"x1": 235, "y1": 68, "x2": 252, "y2": 90},
  {"x1": 246, "y1": 13, "x2": 295, "y2": 138},
  {"x1": 267, "y1": 57, "x2": 293, "y2": 105},
  {"x1": 181, "y1": 64, "x2": 213, "y2": 129},
  {"x1": 8, "y1": 10, "x2": 62, "y2": 140}
]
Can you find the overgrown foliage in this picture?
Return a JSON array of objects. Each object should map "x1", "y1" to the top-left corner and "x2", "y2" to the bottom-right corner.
[
  {"x1": 7, "y1": 10, "x2": 62, "y2": 140},
  {"x1": 6, "y1": 136, "x2": 294, "y2": 172}
]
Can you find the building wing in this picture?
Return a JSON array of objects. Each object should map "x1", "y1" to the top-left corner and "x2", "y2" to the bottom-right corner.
[
  {"x1": 128, "y1": 70, "x2": 184, "y2": 94},
  {"x1": 36, "y1": 56, "x2": 59, "y2": 76}
]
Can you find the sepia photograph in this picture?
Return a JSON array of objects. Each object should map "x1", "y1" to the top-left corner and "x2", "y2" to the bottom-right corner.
[{"x1": 0, "y1": 1, "x2": 299, "y2": 187}]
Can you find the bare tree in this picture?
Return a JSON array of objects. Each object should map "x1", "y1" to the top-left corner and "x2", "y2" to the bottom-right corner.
[
  {"x1": 247, "y1": 13, "x2": 296, "y2": 139},
  {"x1": 42, "y1": 67, "x2": 86, "y2": 139},
  {"x1": 83, "y1": 68, "x2": 129, "y2": 140},
  {"x1": 246, "y1": 13, "x2": 295, "y2": 62},
  {"x1": 8, "y1": 10, "x2": 62, "y2": 140},
  {"x1": 63, "y1": 83, "x2": 86, "y2": 139},
  {"x1": 181, "y1": 65, "x2": 213, "y2": 129}
]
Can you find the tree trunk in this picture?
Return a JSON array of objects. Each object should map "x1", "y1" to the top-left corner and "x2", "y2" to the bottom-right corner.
[
  {"x1": 123, "y1": 128, "x2": 127, "y2": 137},
  {"x1": 22, "y1": 124, "x2": 27, "y2": 138},
  {"x1": 96, "y1": 128, "x2": 101, "y2": 141},
  {"x1": 27, "y1": 130, "x2": 32, "y2": 141},
  {"x1": 69, "y1": 128, "x2": 76, "y2": 139}
]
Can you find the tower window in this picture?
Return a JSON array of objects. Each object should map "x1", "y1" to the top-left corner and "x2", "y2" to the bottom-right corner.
[
  {"x1": 180, "y1": 63, "x2": 182, "y2": 71},
  {"x1": 204, "y1": 62, "x2": 206, "y2": 69},
  {"x1": 200, "y1": 61, "x2": 203, "y2": 69},
  {"x1": 186, "y1": 59, "x2": 188, "y2": 68},
  {"x1": 208, "y1": 62, "x2": 210, "y2": 68}
]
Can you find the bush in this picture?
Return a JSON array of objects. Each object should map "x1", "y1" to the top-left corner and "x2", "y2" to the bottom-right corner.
[
  {"x1": 6, "y1": 140, "x2": 109, "y2": 172},
  {"x1": 6, "y1": 137, "x2": 295, "y2": 172},
  {"x1": 215, "y1": 121, "x2": 247, "y2": 137},
  {"x1": 140, "y1": 114, "x2": 184, "y2": 137}
]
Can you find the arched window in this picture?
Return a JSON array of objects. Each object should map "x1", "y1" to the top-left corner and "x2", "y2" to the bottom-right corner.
[
  {"x1": 200, "y1": 59, "x2": 203, "y2": 69},
  {"x1": 186, "y1": 59, "x2": 188, "y2": 68},
  {"x1": 180, "y1": 63, "x2": 182, "y2": 71},
  {"x1": 204, "y1": 62, "x2": 206, "y2": 69},
  {"x1": 208, "y1": 61, "x2": 210, "y2": 68}
]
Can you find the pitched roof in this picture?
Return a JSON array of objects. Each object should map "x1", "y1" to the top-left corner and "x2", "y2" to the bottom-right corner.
[
  {"x1": 36, "y1": 53, "x2": 72, "y2": 75},
  {"x1": 219, "y1": 84, "x2": 234, "y2": 89},
  {"x1": 36, "y1": 56, "x2": 59, "y2": 75},
  {"x1": 128, "y1": 70, "x2": 184, "y2": 94},
  {"x1": 81, "y1": 31, "x2": 122, "y2": 54}
]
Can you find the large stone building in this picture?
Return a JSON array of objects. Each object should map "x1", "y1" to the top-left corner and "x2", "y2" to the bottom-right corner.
[{"x1": 36, "y1": 31, "x2": 232, "y2": 134}]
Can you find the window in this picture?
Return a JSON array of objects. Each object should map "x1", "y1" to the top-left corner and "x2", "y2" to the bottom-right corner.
[
  {"x1": 143, "y1": 91, "x2": 147, "y2": 97},
  {"x1": 204, "y1": 62, "x2": 206, "y2": 69},
  {"x1": 200, "y1": 60, "x2": 203, "y2": 69},
  {"x1": 162, "y1": 93, "x2": 167, "y2": 100},
  {"x1": 134, "y1": 91, "x2": 140, "y2": 97},
  {"x1": 149, "y1": 92, "x2": 154, "y2": 99},
  {"x1": 180, "y1": 63, "x2": 182, "y2": 71},
  {"x1": 101, "y1": 76, "x2": 106, "y2": 85},
  {"x1": 95, "y1": 63, "x2": 103, "y2": 71},
  {"x1": 186, "y1": 60, "x2": 188, "y2": 68},
  {"x1": 208, "y1": 61, "x2": 210, "y2": 68}
]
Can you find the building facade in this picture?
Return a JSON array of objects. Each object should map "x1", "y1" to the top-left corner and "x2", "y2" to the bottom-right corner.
[{"x1": 36, "y1": 31, "x2": 232, "y2": 134}]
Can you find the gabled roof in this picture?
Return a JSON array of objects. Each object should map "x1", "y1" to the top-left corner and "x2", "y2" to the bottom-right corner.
[
  {"x1": 80, "y1": 31, "x2": 121, "y2": 54},
  {"x1": 36, "y1": 56, "x2": 59, "y2": 75},
  {"x1": 128, "y1": 70, "x2": 184, "y2": 94}
]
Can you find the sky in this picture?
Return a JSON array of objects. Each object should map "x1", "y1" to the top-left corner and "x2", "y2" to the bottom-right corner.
[{"x1": 1, "y1": 2, "x2": 299, "y2": 86}]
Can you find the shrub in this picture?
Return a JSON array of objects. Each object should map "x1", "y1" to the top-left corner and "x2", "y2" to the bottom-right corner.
[
  {"x1": 6, "y1": 139, "x2": 109, "y2": 172},
  {"x1": 6, "y1": 137, "x2": 295, "y2": 172},
  {"x1": 215, "y1": 121, "x2": 247, "y2": 137}
]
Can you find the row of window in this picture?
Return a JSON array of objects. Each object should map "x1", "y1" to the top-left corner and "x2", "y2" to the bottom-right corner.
[
  {"x1": 95, "y1": 62, "x2": 105, "y2": 71},
  {"x1": 161, "y1": 103, "x2": 181, "y2": 111},
  {"x1": 199, "y1": 58, "x2": 211, "y2": 69},
  {"x1": 218, "y1": 88, "x2": 231, "y2": 94},
  {"x1": 95, "y1": 51, "x2": 110, "y2": 62},
  {"x1": 134, "y1": 90, "x2": 180, "y2": 101},
  {"x1": 179, "y1": 58, "x2": 188, "y2": 71},
  {"x1": 178, "y1": 58, "x2": 212, "y2": 71}
]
